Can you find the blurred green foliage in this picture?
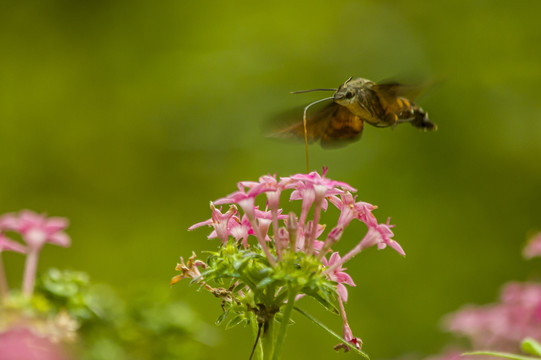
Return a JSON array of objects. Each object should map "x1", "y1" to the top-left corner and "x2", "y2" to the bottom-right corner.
[
  {"x1": 1, "y1": 0, "x2": 541, "y2": 359},
  {"x1": 36, "y1": 268, "x2": 217, "y2": 360}
]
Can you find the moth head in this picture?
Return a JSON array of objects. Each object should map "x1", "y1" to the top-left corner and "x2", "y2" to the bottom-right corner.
[{"x1": 333, "y1": 77, "x2": 371, "y2": 105}]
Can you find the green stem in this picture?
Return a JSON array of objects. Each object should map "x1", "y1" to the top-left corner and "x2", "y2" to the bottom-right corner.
[
  {"x1": 262, "y1": 317, "x2": 275, "y2": 360},
  {"x1": 462, "y1": 352, "x2": 540, "y2": 360},
  {"x1": 0, "y1": 254, "x2": 9, "y2": 298},
  {"x1": 293, "y1": 306, "x2": 370, "y2": 359},
  {"x1": 249, "y1": 312, "x2": 264, "y2": 360},
  {"x1": 271, "y1": 289, "x2": 297, "y2": 360}
]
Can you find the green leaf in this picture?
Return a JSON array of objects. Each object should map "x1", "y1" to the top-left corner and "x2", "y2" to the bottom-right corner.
[
  {"x1": 306, "y1": 292, "x2": 338, "y2": 314},
  {"x1": 274, "y1": 290, "x2": 289, "y2": 305},
  {"x1": 257, "y1": 267, "x2": 273, "y2": 278},
  {"x1": 233, "y1": 256, "x2": 251, "y2": 271},
  {"x1": 522, "y1": 338, "x2": 541, "y2": 357},
  {"x1": 257, "y1": 277, "x2": 276, "y2": 289},
  {"x1": 275, "y1": 312, "x2": 295, "y2": 325},
  {"x1": 225, "y1": 315, "x2": 245, "y2": 330},
  {"x1": 293, "y1": 307, "x2": 369, "y2": 359},
  {"x1": 231, "y1": 281, "x2": 246, "y2": 293},
  {"x1": 198, "y1": 268, "x2": 217, "y2": 279},
  {"x1": 215, "y1": 310, "x2": 229, "y2": 326},
  {"x1": 462, "y1": 351, "x2": 540, "y2": 360}
]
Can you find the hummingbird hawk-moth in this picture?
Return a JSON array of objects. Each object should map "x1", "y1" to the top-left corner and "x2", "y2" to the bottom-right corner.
[{"x1": 271, "y1": 77, "x2": 437, "y2": 148}]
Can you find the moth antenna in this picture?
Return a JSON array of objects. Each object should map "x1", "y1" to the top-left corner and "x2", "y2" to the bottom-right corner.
[
  {"x1": 291, "y1": 88, "x2": 337, "y2": 94},
  {"x1": 302, "y1": 96, "x2": 334, "y2": 172}
]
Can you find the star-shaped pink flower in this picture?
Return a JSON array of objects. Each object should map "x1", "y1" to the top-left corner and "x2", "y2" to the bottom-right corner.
[
  {"x1": 14, "y1": 210, "x2": 70, "y2": 250},
  {"x1": 322, "y1": 252, "x2": 356, "y2": 302}
]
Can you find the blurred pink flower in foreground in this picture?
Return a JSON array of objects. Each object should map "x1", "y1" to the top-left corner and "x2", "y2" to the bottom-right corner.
[
  {"x1": 427, "y1": 231, "x2": 541, "y2": 360},
  {"x1": 0, "y1": 328, "x2": 70, "y2": 360},
  {"x1": 0, "y1": 210, "x2": 70, "y2": 297},
  {"x1": 0, "y1": 211, "x2": 74, "y2": 360},
  {"x1": 8, "y1": 210, "x2": 71, "y2": 250},
  {"x1": 445, "y1": 282, "x2": 541, "y2": 352}
]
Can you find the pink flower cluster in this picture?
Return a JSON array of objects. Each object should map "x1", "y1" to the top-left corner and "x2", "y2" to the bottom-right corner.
[
  {"x1": 0, "y1": 210, "x2": 70, "y2": 297},
  {"x1": 189, "y1": 168, "x2": 405, "y2": 350},
  {"x1": 445, "y1": 282, "x2": 541, "y2": 352}
]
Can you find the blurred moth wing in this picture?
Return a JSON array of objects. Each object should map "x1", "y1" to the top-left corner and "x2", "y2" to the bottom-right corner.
[{"x1": 269, "y1": 102, "x2": 365, "y2": 149}]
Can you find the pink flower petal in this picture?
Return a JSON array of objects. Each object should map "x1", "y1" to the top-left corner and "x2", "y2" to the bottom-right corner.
[
  {"x1": 335, "y1": 272, "x2": 356, "y2": 287},
  {"x1": 0, "y1": 234, "x2": 27, "y2": 253},
  {"x1": 43, "y1": 217, "x2": 69, "y2": 234},
  {"x1": 47, "y1": 232, "x2": 71, "y2": 247},
  {"x1": 0, "y1": 213, "x2": 19, "y2": 231},
  {"x1": 188, "y1": 219, "x2": 213, "y2": 231},
  {"x1": 3, "y1": 210, "x2": 71, "y2": 250},
  {"x1": 337, "y1": 283, "x2": 349, "y2": 302}
]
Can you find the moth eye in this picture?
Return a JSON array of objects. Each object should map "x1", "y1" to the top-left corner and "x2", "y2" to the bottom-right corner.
[{"x1": 345, "y1": 91, "x2": 354, "y2": 99}]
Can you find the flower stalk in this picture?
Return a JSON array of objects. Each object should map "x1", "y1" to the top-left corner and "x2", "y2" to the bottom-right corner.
[
  {"x1": 0, "y1": 255, "x2": 8, "y2": 298},
  {"x1": 262, "y1": 317, "x2": 276, "y2": 360},
  {"x1": 22, "y1": 248, "x2": 39, "y2": 297},
  {"x1": 272, "y1": 288, "x2": 298, "y2": 360}
]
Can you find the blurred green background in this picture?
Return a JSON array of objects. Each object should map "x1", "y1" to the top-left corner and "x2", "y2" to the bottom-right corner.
[{"x1": 1, "y1": 0, "x2": 541, "y2": 359}]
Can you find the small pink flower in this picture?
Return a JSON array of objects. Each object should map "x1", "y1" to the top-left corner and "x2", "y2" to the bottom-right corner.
[
  {"x1": 354, "y1": 201, "x2": 378, "y2": 227},
  {"x1": 285, "y1": 169, "x2": 356, "y2": 254},
  {"x1": 328, "y1": 193, "x2": 376, "y2": 227},
  {"x1": 294, "y1": 221, "x2": 326, "y2": 251},
  {"x1": 188, "y1": 204, "x2": 237, "y2": 244},
  {"x1": 288, "y1": 180, "x2": 317, "y2": 224},
  {"x1": 15, "y1": 210, "x2": 70, "y2": 250},
  {"x1": 286, "y1": 169, "x2": 353, "y2": 225},
  {"x1": 254, "y1": 208, "x2": 287, "y2": 242},
  {"x1": 322, "y1": 252, "x2": 356, "y2": 302},
  {"x1": 256, "y1": 174, "x2": 283, "y2": 209},
  {"x1": 213, "y1": 182, "x2": 277, "y2": 266},
  {"x1": 363, "y1": 218, "x2": 404, "y2": 256},
  {"x1": 328, "y1": 193, "x2": 356, "y2": 228},
  {"x1": 3, "y1": 210, "x2": 71, "y2": 297},
  {"x1": 215, "y1": 178, "x2": 275, "y2": 212},
  {"x1": 288, "y1": 168, "x2": 357, "y2": 193},
  {"x1": 228, "y1": 214, "x2": 253, "y2": 248}
]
